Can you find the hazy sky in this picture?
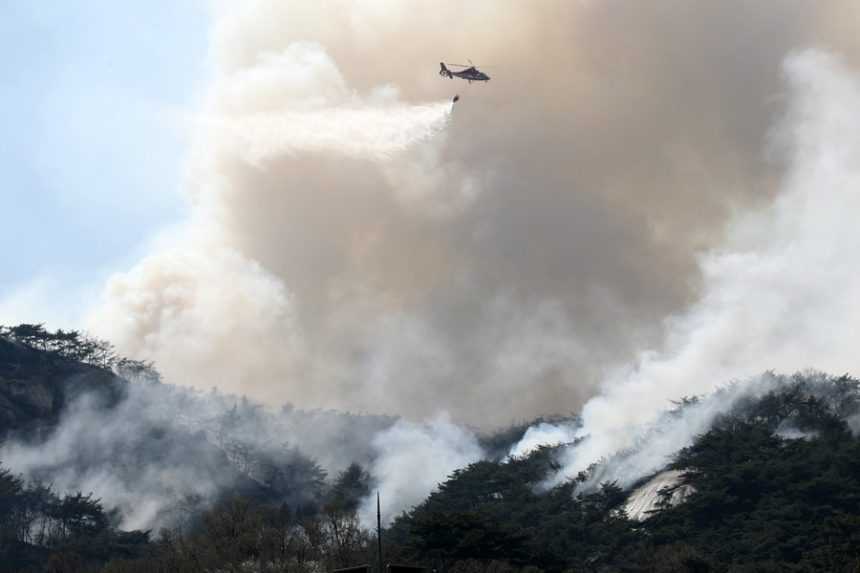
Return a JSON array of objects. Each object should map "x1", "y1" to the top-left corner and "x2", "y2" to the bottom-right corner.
[{"x1": 0, "y1": 1, "x2": 207, "y2": 321}]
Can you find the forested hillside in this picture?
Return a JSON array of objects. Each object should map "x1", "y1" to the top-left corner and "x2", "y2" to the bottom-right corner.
[
  {"x1": 96, "y1": 373, "x2": 860, "y2": 572},
  {"x1": 0, "y1": 325, "x2": 389, "y2": 572},
  {"x1": 2, "y1": 325, "x2": 860, "y2": 572},
  {"x1": 385, "y1": 374, "x2": 860, "y2": 572}
]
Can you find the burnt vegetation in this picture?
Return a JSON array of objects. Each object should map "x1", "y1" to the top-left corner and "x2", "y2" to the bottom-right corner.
[{"x1": 2, "y1": 324, "x2": 860, "y2": 572}]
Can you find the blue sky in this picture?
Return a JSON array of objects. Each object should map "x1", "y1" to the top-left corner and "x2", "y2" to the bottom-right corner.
[{"x1": 1, "y1": 1, "x2": 208, "y2": 324}]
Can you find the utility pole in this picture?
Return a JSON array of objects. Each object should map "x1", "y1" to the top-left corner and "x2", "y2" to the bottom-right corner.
[{"x1": 377, "y1": 491, "x2": 384, "y2": 573}]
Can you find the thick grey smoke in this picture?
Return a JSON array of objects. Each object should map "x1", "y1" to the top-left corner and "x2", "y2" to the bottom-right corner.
[{"x1": 89, "y1": 2, "x2": 860, "y2": 429}]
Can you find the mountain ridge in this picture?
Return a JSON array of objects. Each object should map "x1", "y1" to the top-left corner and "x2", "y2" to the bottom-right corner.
[{"x1": 3, "y1": 327, "x2": 860, "y2": 571}]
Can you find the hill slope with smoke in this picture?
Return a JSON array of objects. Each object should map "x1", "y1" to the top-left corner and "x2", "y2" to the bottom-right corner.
[
  {"x1": 80, "y1": 1, "x2": 860, "y2": 523},
  {"x1": 383, "y1": 372, "x2": 860, "y2": 572},
  {"x1": 33, "y1": 0, "x2": 856, "y2": 538},
  {"x1": 4, "y1": 331, "x2": 860, "y2": 571},
  {"x1": 0, "y1": 334, "x2": 395, "y2": 530},
  {"x1": 6, "y1": 2, "x2": 860, "y2": 571}
]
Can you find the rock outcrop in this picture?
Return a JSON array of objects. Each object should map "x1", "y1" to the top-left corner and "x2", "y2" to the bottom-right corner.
[
  {"x1": 0, "y1": 337, "x2": 125, "y2": 440},
  {"x1": 623, "y1": 469, "x2": 695, "y2": 521}
]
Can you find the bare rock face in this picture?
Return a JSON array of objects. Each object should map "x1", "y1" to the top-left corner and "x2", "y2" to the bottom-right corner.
[
  {"x1": 623, "y1": 469, "x2": 695, "y2": 521},
  {"x1": 0, "y1": 337, "x2": 125, "y2": 438}
]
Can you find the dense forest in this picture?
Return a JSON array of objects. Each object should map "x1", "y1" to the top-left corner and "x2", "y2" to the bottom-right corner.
[
  {"x1": 385, "y1": 374, "x2": 860, "y2": 572},
  {"x1": 2, "y1": 324, "x2": 860, "y2": 572}
]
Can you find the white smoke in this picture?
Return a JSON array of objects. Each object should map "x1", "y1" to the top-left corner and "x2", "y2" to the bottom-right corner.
[
  {"x1": 204, "y1": 42, "x2": 452, "y2": 164},
  {"x1": 214, "y1": 103, "x2": 452, "y2": 163},
  {"x1": 537, "y1": 51, "x2": 860, "y2": 488},
  {"x1": 358, "y1": 414, "x2": 484, "y2": 527},
  {"x1": 1, "y1": 385, "x2": 223, "y2": 531},
  {"x1": 507, "y1": 421, "x2": 578, "y2": 459},
  {"x1": 0, "y1": 378, "x2": 395, "y2": 531}
]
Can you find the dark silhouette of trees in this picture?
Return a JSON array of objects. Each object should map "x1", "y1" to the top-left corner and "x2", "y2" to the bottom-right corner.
[
  {"x1": 99, "y1": 490, "x2": 375, "y2": 573},
  {"x1": 0, "y1": 463, "x2": 149, "y2": 572},
  {"x1": 323, "y1": 464, "x2": 372, "y2": 568},
  {"x1": 1, "y1": 322, "x2": 160, "y2": 382},
  {"x1": 383, "y1": 375, "x2": 860, "y2": 572}
]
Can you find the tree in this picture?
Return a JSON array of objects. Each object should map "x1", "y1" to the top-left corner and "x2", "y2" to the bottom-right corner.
[{"x1": 115, "y1": 358, "x2": 161, "y2": 384}]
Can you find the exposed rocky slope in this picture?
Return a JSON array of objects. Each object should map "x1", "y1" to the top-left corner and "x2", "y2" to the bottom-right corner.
[{"x1": 0, "y1": 337, "x2": 125, "y2": 440}]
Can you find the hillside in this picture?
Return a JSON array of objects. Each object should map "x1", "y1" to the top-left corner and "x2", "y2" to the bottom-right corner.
[
  {"x1": 3, "y1": 327, "x2": 860, "y2": 572},
  {"x1": 0, "y1": 336, "x2": 125, "y2": 440},
  {"x1": 384, "y1": 374, "x2": 860, "y2": 572},
  {"x1": 0, "y1": 326, "x2": 393, "y2": 572},
  {"x1": 0, "y1": 331, "x2": 308, "y2": 515},
  {"x1": 93, "y1": 373, "x2": 860, "y2": 572}
]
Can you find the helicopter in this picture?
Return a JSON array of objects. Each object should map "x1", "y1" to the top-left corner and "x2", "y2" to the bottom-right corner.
[{"x1": 439, "y1": 61, "x2": 490, "y2": 83}]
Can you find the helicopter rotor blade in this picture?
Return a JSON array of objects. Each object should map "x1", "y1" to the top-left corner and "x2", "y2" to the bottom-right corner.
[{"x1": 446, "y1": 63, "x2": 494, "y2": 68}]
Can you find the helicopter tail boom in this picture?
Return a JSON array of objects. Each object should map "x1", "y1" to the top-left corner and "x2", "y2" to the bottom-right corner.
[{"x1": 439, "y1": 62, "x2": 453, "y2": 78}]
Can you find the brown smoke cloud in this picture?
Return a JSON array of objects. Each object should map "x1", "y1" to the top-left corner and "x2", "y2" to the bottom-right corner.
[{"x1": 89, "y1": 1, "x2": 860, "y2": 426}]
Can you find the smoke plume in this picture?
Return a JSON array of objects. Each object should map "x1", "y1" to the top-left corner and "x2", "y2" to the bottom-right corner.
[
  {"x1": 523, "y1": 50, "x2": 860, "y2": 489},
  {"x1": 359, "y1": 414, "x2": 484, "y2": 527},
  {"x1": 89, "y1": 2, "x2": 860, "y2": 429},
  {"x1": 0, "y1": 378, "x2": 395, "y2": 530}
]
